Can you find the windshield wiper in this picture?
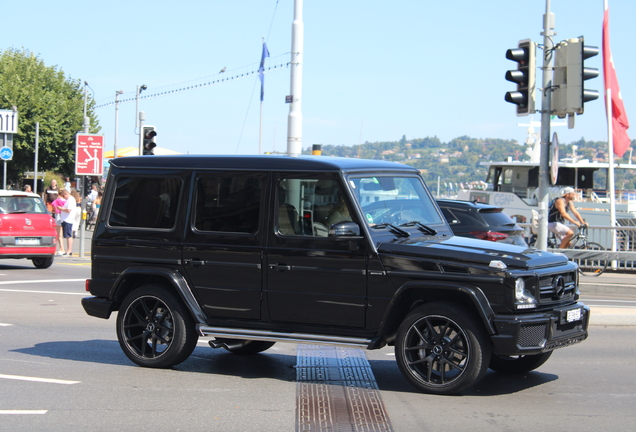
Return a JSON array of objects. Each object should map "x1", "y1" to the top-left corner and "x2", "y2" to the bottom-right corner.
[
  {"x1": 400, "y1": 221, "x2": 437, "y2": 235},
  {"x1": 371, "y1": 223, "x2": 410, "y2": 237}
]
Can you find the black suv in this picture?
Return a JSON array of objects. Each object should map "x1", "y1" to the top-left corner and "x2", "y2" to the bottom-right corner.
[
  {"x1": 82, "y1": 155, "x2": 588, "y2": 395},
  {"x1": 437, "y1": 199, "x2": 527, "y2": 246}
]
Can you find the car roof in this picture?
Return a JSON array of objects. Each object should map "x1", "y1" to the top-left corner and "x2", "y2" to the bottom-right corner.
[
  {"x1": 0, "y1": 190, "x2": 41, "y2": 198},
  {"x1": 436, "y1": 199, "x2": 502, "y2": 211},
  {"x1": 109, "y1": 155, "x2": 419, "y2": 173}
]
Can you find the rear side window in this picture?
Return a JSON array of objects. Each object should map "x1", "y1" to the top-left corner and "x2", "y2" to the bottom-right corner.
[
  {"x1": 109, "y1": 177, "x2": 182, "y2": 229},
  {"x1": 479, "y1": 210, "x2": 515, "y2": 226},
  {"x1": 193, "y1": 174, "x2": 263, "y2": 234},
  {"x1": 439, "y1": 207, "x2": 484, "y2": 228}
]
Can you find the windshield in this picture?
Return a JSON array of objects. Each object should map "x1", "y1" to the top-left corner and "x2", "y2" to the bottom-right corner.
[
  {"x1": 0, "y1": 196, "x2": 49, "y2": 214},
  {"x1": 348, "y1": 175, "x2": 444, "y2": 227}
]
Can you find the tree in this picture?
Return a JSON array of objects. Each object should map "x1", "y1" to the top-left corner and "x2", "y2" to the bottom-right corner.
[{"x1": 0, "y1": 48, "x2": 100, "y2": 185}]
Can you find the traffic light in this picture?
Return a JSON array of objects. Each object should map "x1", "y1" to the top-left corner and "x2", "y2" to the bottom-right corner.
[
  {"x1": 142, "y1": 126, "x2": 157, "y2": 155},
  {"x1": 505, "y1": 39, "x2": 536, "y2": 116},
  {"x1": 552, "y1": 37, "x2": 599, "y2": 118}
]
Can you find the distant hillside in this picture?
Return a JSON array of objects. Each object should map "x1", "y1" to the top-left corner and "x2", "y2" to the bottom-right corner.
[{"x1": 302, "y1": 135, "x2": 636, "y2": 188}]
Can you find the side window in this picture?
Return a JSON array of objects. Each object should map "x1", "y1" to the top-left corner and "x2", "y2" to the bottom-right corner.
[
  {"x1": 109, "y1": 177, "x2": 182, "y2": 229},
  {"x1": 193, "y1": 174, "x2": 262, "y2": 234},
  {"x1": 277, "y1": 176, "x2": 353, "y2": 237}
]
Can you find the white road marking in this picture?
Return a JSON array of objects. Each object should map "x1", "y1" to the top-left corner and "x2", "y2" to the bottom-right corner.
[
  {"x1": 0, "y1": 410, "x2": 47, "y2": 415},
  {"x1": 0, "y1": 289, "x2": 85, "y2": 296},
  {"x1": 0, "y1": 279, "x2": 85, "y2": 285},
  {"x1": 0, "y1": 374, "x2": 80, "y2": 385}
]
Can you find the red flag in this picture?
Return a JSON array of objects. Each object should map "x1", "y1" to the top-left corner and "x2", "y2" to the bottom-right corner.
[{"x1": 603, "y1": 5, "x2": 631, "y2": 157}]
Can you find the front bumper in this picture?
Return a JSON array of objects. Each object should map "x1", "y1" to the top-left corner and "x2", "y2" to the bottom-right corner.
[{"x1": 490, "y1": 302, "x2": 589, "y2": 356}]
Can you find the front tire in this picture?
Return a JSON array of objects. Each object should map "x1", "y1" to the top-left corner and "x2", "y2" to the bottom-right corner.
[
  {"x1": 395, "y1": 302, "x2": 491, "y2": 395},
  {"x1": 116, "y1": 285, "x2": 198, "y2": 368},
  {"x1": 489, "y1": 352, "x2": 553, "y2": 374}
]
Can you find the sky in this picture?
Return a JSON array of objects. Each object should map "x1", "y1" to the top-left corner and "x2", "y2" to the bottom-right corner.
[{"x1": 3, "y1": 0, "x2": 635, "y2": 157}]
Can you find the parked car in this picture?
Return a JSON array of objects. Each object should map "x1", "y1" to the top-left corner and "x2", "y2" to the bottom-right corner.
[
  {"x1": 82, "y1": 155, "x2": 587, "y2": 395},
  {"x1": 437, "y1": 199, "x2": 527, "y2": 246},
  {"x1": 0, "y1": 190, "x2": 57, "y2": 268}
]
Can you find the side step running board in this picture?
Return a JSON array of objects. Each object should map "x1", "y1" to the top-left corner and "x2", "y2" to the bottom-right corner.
[{"x1": 198, "y1": 325, "x2": 373, "y2": 348}]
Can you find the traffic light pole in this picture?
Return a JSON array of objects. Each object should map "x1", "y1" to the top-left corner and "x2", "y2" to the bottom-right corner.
[{"x1": 535, "y1": 0, "x2": 555, "y2": 252}]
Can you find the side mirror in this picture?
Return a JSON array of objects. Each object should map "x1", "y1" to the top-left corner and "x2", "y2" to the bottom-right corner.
[{"x1": 328, "y1": 221, "x2": 361, "y2": 237}]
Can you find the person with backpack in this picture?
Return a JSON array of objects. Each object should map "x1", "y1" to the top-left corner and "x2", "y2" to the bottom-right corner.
[{"x1": 547, "y1": 187, "x2": 586, "y2": 248}]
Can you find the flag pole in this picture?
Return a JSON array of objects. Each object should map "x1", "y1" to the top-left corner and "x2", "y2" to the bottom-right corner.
[
  {"x1": 607, "y1": 89, "x2": 618, "y2": 257},
  {"x1": 259, "y1": 98, "x2": 263, "y2": 155}
]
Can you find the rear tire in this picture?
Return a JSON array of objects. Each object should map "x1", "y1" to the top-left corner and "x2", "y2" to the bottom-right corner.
[
  {"x1": 117, "y1": 285, "x2": 198, "y2": 368},
  {"x1": 395, "y1": 302, "x2": 491, "y2": 395},
  {"x1": 575, "y1": 242, "x2": 607, "y2": 276},
  {"x1": 32, "y1": 256, "x2": 54, "y2": 269}
]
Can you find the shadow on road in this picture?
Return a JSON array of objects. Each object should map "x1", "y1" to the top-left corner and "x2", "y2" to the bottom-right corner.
[
  {"x1": 12, "y1": 339, "x2": 131, "y2": 366},
  {"x1": 13, "y1": 340, "x2": 559, "y2": 396},
  {"x1": 369, "y1": 359, "x2": 559, "y2": 396}
]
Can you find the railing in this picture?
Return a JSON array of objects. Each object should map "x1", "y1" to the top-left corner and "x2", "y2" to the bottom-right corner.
[{"x1": 520, "y1": 224, "x2": 636, "y2": 271}]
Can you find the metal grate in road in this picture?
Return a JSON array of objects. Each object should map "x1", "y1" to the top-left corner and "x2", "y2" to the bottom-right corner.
[{"x1": 295, "y1": 344, "x2": 393, "y2": 432}]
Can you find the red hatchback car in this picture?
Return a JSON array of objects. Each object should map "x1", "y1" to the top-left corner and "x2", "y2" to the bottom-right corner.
[{"x1": 0, "y1": 191, "x2": 57, "y2": 268}]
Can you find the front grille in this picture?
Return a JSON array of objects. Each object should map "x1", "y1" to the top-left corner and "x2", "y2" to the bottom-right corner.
[
  {"x1": 538, "y1": 271, "x2": 577, "y2": 304},
  {"x1": 518, "y1": 324, "x2": 547, "y2": 348}
]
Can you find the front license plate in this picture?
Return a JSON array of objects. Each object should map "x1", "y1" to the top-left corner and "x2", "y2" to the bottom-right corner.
[
  {"x1": 16, "y1": 238, "x2": 41, "y2": 246},
  {"x1": 566, "y1": 308, "x2": 582, "y2": 323}
]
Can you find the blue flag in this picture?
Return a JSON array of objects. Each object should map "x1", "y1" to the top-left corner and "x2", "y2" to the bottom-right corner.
[{"x1": 258, "y1": 41, "x2": 270, "y2": 102}]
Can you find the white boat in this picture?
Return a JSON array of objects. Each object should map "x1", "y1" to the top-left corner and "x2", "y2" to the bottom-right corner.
[{"x1": 457, "y1": 158, "x2": 636, "y2": 227}]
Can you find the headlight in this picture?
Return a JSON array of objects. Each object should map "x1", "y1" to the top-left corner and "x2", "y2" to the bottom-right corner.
[{"x1": 514, "y1": 278, "x2": 537, "y2": 309}]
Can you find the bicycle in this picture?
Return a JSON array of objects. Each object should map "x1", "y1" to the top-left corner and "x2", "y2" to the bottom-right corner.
[{"x1": 529, "y1": 225, "x2": 607, "y2": 276}]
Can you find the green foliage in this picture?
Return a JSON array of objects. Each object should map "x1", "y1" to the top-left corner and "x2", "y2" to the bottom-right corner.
[
  {"x1": 305, "y1": 135, "x2": 636, "y2": 188},
  {"x1": 0, "y1": 48, "x2": 100, "y2": 184}
]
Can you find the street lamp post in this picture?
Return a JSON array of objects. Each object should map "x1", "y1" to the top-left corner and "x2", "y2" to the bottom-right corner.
[{"x1": 114, "y1": 90, "x2": 124, "y2": 158}]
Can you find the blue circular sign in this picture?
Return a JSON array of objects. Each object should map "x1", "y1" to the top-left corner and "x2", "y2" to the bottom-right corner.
[{"x1": 0, "y1": 146, "x2": 13, "y2": 161}]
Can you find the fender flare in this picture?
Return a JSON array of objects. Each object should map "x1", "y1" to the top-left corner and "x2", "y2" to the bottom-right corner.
[
  {"x1": 372, "y1": 280, "x2": 496, "y2": 348},
  {"x1": 110, "y1": 266, "x2": 207, "y2": 325}
]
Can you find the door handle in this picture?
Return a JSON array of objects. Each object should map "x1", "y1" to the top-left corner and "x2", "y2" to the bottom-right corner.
[
  {"x1": 269, "y1": 263, "x2": 292, "y2": 271},
  {"x1": 184, "y1": 259, "x2": 205, "y2": 266}
]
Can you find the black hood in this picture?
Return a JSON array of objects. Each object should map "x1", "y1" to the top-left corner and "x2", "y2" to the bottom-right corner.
[{"x1": 377, "y1": 235, "x2": 568, "y2": 270}]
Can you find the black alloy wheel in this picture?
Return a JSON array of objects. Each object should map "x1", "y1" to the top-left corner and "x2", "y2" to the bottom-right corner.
[
  {"x1": 116, "y1": 285, "x2": 198, "y2": 368},
  {"x1": 395, "y1": 302, "x2": 490, "y2": 395}
]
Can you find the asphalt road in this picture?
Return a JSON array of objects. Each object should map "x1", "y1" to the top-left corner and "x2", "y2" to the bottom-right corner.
[{"x1": 0, "y1": 257, "x2": 635, "y2": 431}]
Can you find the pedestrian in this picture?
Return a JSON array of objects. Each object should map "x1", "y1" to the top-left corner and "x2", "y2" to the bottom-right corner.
[
  {"x1": 51, "y1": 192, "x2": 67, "y2": 255},
  {"x1": 44, "y1": 179, "x2": 60, "y2": 217},
  {"x1": 23, "y1": 184, "x2": 32, "y2": 193},
  {"x1": 56, "y1": 189, "x2": 76, "y2": 256},
  {"x1": 70, "y1": 190, "x2": 82, "y2": 238},
  {"x1": 64, "y1": 177, "x2": 71, "y2": 191},
  {"x1": 86, "y1": 183, "x2": 98, "y2": 203},
  {"x1": 548, "y1": 187, "x2": 587, "y2": 248}
]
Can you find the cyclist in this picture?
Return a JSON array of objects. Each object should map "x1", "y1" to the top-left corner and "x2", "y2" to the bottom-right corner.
[{"x1": 548, "y1": 187, "x2": 587, "y2": 248}]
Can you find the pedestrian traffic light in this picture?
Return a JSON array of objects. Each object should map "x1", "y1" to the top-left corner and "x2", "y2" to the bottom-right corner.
[
  {"x1": 505, "y1": 39, "x2": 536, "y2": 116},
  {"x1": 142, "y1": 126, "x2": 157, "y2": 155},
  {"x1": 552, "y1": 37, "x2": 599, "y2": 118}
]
